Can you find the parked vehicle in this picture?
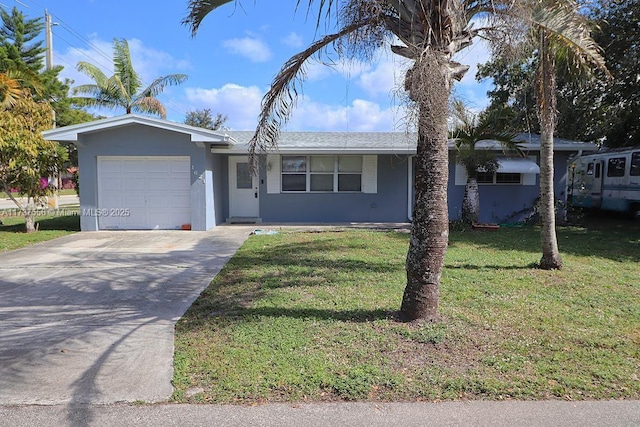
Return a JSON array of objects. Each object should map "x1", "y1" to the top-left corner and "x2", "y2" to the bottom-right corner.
[{"x1": 568, "y1": 147, "x2": 640, "y2": 218}]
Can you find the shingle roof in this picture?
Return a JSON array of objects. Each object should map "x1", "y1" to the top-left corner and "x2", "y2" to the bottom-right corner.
[{"x1": 221, "y1": 131, "x2": 597, "y2": 153}]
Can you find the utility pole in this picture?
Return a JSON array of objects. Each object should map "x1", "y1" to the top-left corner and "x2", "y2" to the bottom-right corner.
[
  {"x1": 45, "y1": 9, "x2": 59, "y2": 209},
  {"x1": 45, "y1": 9, "x2": 53, "y2": 71}
]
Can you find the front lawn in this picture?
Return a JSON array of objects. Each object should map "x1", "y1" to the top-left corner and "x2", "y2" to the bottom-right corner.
[
  {"x1": 174, "y1": 219, "x2": 640, "y2": 403},
  {"x1": 0, "y1": 210, "x2": 80, "y2": 252}
]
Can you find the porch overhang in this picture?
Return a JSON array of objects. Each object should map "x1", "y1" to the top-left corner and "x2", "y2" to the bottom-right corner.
[{"x1": 497, "y1": 158, "x2": 540, "y2": 174}]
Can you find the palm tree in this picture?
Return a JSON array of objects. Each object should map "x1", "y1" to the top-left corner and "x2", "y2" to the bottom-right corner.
[
  {"x1": 450, "y1": 101, "x2": 521, "y2": 224},
  {"x1": 0, "y1": 71, "x2": 23, "y2": 108},
  {"x1": 0, "y1": 69, "x2": 42, "y2": 109},
  {"x1": 184, "y1": 1, "x2": 519, "y2": 321},
  {"x1": 518, "y1": 1, "x2": 608, "y2": 269},
  {"x1": 72, "y1": 39, "x2": 187, "y2": 119}
]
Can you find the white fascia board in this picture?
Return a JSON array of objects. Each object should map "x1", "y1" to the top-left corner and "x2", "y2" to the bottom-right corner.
[{"x1": 42, "y1": 114, "x2": 234, "y2": 144}]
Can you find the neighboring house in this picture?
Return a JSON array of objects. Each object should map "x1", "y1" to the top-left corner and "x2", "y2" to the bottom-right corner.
[{"x1": 42, "y1": 114, "x2": 597, "y2": 231}]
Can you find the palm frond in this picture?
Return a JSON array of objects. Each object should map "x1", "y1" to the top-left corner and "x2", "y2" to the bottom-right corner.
[
  {"x1": 248, "y1": 20, "x2": 370, "y2": 165},
  {"x1": 112, "y1": 38, "x2": 142, "y2": 98},
  {"x1": 70, "y1": 84, "x2": 104, "y2": 97},
  {"x1": 69, "y1": 96, "x2": 123, "y2": 111},
  {"x1": 132, "y1": 97, "x2": 167, "y2": 118},
  {"x1": 76, "y1": 62, "x2": 110, "y2": 89},
  {"x1": 182, "y1": 0, "x2": 235, "y2": 36},
  {"x1": 139, "y1": 74, "x2": 188, "y2": 98},
  {"x1": 528, "y1": 2, "x2": 609, "y2": 76},
  {"x1": 0, "y1": 71, "x2": 25, "y2": 109}
]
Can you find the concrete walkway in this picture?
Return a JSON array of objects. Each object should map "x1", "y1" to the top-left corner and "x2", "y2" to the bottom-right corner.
[
  {"x1": 1, "y1": 400, "x2": 638, "y2": 427},
  {"x1": 0, "y1": 227, "x2": 252, "y2": 405}
]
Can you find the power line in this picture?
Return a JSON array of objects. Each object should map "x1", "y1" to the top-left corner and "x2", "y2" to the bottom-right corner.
[{"x1": 8, "y1": 0, "x2": 190, "y2": 119}]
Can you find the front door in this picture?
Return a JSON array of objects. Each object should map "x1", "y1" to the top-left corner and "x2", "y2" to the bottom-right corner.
[
  {"x1": 591, "y1": 160, "x2": 604, "y2": 208},
  {"x1": 229, "y1": 157, "x2": 260, "y2": 218}
]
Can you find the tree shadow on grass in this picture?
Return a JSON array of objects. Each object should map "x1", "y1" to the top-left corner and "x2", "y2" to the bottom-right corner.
[
  {"x1": 448, "y1": 216, "x2": 640, "y2": 263},
  {"x1": 206, "y1": 306, "x2": 396, "y2": 323}
]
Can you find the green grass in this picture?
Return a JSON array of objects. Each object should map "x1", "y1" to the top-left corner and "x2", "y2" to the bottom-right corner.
[
  {"x1": 0, "y1": 210, "x2": 80, "y2": 252},
  {"x1": 173, "y1": 218, "x2": 640, "y2": 403}
]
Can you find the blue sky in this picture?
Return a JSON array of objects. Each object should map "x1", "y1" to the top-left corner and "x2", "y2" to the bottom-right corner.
[{"x1": 7, "y1": 0, "x2": 493, "y2": 131}]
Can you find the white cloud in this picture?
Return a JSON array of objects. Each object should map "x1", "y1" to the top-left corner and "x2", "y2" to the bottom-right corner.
[
  {"x1": 184, "y1": 84, "x2": 263, "y2": 130},
  {"x1": 281, "y1": 32, "x2": 304, "y2": 49},
  {"x1": 183, "y1": 83, "x2": 407, "y2": 132},
  {"x1": 452, "y1": 36, "x2": 493, "y2": 111},
  {"x1": 55, "y1": 37, "x2": 191, "y2": 89},
  {"x1": 358, "y1": 57, "x2": 408, "y2": 98},
  {"x1": 287, "y1": 97, "x2": 405, "y2": 132},
  {"x1": 222, "y1": 37, "x2": 272, "y2": 62}
]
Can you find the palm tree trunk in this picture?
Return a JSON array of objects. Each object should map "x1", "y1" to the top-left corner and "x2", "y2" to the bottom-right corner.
[
  {"x1": 401, "y1": 58, "x2": 451, "y2": 321},
  {"x1": 461, "y1": 177, "x2": 479, "y2": 224},
  {"x1": 537, "y1": 40, "x2": 563, "y2": 270}
]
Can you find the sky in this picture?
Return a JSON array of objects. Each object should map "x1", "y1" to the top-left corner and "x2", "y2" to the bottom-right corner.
[{"x1": 5, "y1": 0, "x2": 494, "y2": 131}]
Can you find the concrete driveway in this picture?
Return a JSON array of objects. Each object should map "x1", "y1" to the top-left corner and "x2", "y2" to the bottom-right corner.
[{"x1": 0, "y1": 227, "x2": 251, "y2": 405}]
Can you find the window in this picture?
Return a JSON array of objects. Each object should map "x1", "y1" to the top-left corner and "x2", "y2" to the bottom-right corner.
[
  {"x1": 631, "y1": 152, "x2": 640, "y2": 177},
  {"x1": 281, "y1": 155, "x2": 362, "y2": 192},
  {"x1": 496, "y1": 173, "x2": 521, "y2": 184},
  {"x1": 475, "y1": 172, "x2": 522, "y2": 185},
  {"x1": 587, "y1": 162, "x2": 594, "y2": 175},
  {"x1": 595, "y1": 162, "x2": 601, "y2": 178},
  {"x1": 236, "y1": 163, "x2": 252, "y2": 189},
  {"x1": 607, "y1": 157, "x2": 626, "y2": 177}
]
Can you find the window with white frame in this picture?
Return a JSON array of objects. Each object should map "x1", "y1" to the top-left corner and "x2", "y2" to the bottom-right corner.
[
  {"x1": 281, "y1": 155, "x2": 363, "y2": 192},
  {"x1": 476, "y1": 171, "x2": 522, "y2": 184}
]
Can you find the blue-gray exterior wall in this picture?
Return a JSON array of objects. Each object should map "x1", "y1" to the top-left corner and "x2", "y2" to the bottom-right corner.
[
  {"x1": 76, "y1": 124, "x2": 215, "y2": 231},
  {"x1": 211, "y1": 153, "x2": 228, "y2": 225},
  {"x1": 256, "y1": 154, "x2": 410, "y2": 223},
  {"x1": 420, "y1": 152, "x2": 575, "y2": 224}
]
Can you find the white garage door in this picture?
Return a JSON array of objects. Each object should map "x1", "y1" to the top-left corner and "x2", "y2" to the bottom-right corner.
[{"x1": 97, "y1": 156, "x2": 191, "y2": 230}]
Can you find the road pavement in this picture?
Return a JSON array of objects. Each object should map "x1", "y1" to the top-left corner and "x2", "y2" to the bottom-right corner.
[{"x1": 0, "y1": 400, "x2": 638, "y2": 427}]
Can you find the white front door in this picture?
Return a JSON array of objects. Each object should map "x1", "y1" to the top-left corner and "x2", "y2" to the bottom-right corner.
[{"x1": 229, "y1": 157, "x2": 259, "y2": 218}]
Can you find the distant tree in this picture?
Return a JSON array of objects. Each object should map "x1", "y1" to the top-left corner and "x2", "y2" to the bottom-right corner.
[
  {"x1": 478, "y1": 0, "x2": 636, "y2": 148},
  {"x1": 185, "y1": 108, "x2": 227, "y2": 130},
  {"x1": 0, "y1": 6, "x2": 97, "y2": 129},
  {"x1": 72, "y1": 38, "x2": 188, "y2": 119},
  {"x1": 590, "y1": 0, "x2": 640, "y2": 147},
  {"x1": 450, "y1": 101, "x2": 521, "y2": 224},
  {"x1": 0, "y1": 92, "x2": 67, "y2": 233},
  {"x1": 0, "y1": 6, "x2": 45, "y2": 74},
  {"x1": 477, "y1": 56, "x2": 538, "y2": 135}
]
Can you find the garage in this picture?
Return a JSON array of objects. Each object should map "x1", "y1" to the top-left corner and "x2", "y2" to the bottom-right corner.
[
  {"x1": 42, "y1": 114, "x2": 234, "y2": 231},
  {"x1": 97, "y1": 156, "x2": 191, "y2": 230}
]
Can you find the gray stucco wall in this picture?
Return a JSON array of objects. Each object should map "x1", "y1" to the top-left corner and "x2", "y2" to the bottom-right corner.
[
  {"x1": 257, "y1": 154, "x2": 411, "y2": 223},
  {"x1": 447, "y1": 152, "x2": 575, "y2": 223},
  {"x1": 76, "y1": 124, "x2": 215, "y2": 231},
  {"x1": 211, "y1": 153, "x2": 228, "y2": 226}
]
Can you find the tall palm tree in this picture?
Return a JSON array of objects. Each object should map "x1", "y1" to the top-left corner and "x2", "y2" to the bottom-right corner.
[
  {"x1": 72, "y1": 39, "x2": 187, "y2": 119},
  {"x1": 518, "y1": 1, "x2": 608, "y2": 269},
  {"x1": 184, "y1": 1, "x2": 516, "y2": 321},
  {"x1": 450, "y1": 101, "x2": 521, "y2": 224}
]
